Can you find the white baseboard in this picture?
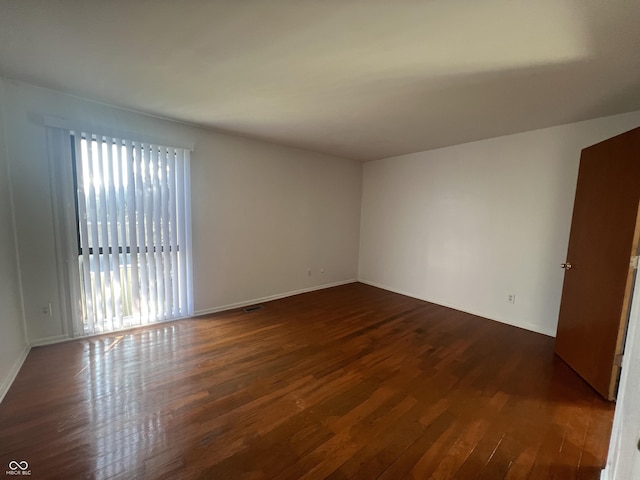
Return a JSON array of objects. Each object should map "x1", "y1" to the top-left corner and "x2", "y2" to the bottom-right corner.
[
  {"x1": 600, "y1": 467, "x2": 610, "y2": 480},
  {"x1": 194, "y1": 279, "x2": 358, "y2": 317},
  {"x1": 358, "y1": 278, "x2": 556, "y2": 337},
  {"x1": 29, "y1": 334, "x2": 71, "y2": 347},
  {"x1": 0, "y1": 344, "x2": 30, "y2": 404}
]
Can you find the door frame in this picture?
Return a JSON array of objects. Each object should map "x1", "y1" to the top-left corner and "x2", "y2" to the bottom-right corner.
[{"x1": 608, "y1": 201, "x2": 640, "y2": 398}]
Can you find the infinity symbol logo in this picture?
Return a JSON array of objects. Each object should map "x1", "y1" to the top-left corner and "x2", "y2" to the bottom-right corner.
[{"x1": 8, "y1": 460, "x2": 28, "y2": 470}]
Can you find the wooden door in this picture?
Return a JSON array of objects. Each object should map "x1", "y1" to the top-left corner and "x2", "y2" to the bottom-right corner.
[{"x1": 555, "y1": 126, "x2": 640, "y2": 400}]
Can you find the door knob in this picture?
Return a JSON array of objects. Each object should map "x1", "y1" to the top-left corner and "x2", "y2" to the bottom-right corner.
[{"x1": 561, "y1": 263, "x2": 573, "y2": 270}]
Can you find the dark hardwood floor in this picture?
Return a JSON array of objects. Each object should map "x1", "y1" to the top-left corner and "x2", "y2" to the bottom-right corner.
[{"x1": 0, "y1": 283, "x2": 614, "y2": 479}]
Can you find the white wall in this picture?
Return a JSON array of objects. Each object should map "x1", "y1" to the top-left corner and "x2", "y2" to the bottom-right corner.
[
  {"x1": 359, "y1": 111, "x2": 640, "y2": 336},
  {"x1": 1, "y1": 78, "x2": 362, "y2": 344},
  {"x1": 0, "y1": 78, "x2": 29, "y2": 401}
]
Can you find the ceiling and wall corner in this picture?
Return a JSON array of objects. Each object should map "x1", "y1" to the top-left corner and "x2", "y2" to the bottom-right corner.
[{"x1": 0, "y1": 0, "x2": 639, "y2": 161}]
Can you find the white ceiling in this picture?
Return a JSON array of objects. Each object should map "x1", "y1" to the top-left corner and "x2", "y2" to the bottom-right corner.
[{"x1": 1, "y1": 1, "x2": 639, "y2": 161}]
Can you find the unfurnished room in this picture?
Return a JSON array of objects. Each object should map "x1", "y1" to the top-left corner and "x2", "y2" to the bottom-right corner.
[{"x1": 1, "y1": 1, "x2": 640, "y2": 479}]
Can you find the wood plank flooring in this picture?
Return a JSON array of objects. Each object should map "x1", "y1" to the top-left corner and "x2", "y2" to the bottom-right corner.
[{"x1": 0, "y1": 283, "x2": 614, "y2": 479}]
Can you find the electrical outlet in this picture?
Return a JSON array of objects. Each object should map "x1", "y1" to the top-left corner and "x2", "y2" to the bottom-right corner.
[
  {"x1": 507, "y1": 294, "x2": 516, "y2": 304},
  {"x1": 320, "y1": 267, "x2": 325, "y2": 274},
  {"x1": 40, "y1": 303, "x2": 51, "y2": 316},
  {"x1": 307, "y1": 269, "x2": 312, "y2": 277}
]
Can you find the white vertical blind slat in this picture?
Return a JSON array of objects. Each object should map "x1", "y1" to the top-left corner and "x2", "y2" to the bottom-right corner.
[
  {"x1": 168, "y1": 150, "x2": 179, "y2": 317},
  {"x1": 160, "y1": 147, "x2": 173, "y2": 318},
  {"x1": 74, "y1": 137, "x2": 95, "y2": 334},
  {"x1": 134, "y1": 142, "x2": 150, "y2": 323},
  {"x1": 84, "y1": 137, "x2": 105, "y2": 330},
  {"x1": 123, "y1": 140, "x2": 139, "y2": 327},
  {"x1": 97, "y1": 136, "x2": 115, "y2": 332},
  {"x1": 183, "y1": 150, "x2": 194, "y2": 315},
  {"x1": 105, "y1": 137, "x2": 123, "y2": 329},
  {"x1": 151, "y1": 145, "x2": 165, "y2": 320},
  {"x1": 144, "y1": 143, "x2": 158, "y2": 322},
  {"x1": 118, "y1": 147, "x2": 129, "y2": 327},
  {"x1": 175, "y1": 149, "x2": 187, "y2": 315}
]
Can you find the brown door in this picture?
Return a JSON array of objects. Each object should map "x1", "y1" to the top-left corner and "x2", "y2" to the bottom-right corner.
[{"x1": 555, "y1": 127, "x2": 640, "y2": 400}]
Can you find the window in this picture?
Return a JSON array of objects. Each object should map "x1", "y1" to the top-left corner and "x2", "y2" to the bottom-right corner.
[{"x1": 59, "y1": 130, "x2": 193, "y2": 335}]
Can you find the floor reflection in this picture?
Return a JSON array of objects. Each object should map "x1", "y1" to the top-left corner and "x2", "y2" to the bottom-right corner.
[{"x1": 80, "y1": 326, "x2": 180, "y2": 476}]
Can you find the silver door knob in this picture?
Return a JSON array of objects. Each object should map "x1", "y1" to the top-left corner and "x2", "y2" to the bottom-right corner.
[{"x1": 561, "y1": 263, "x2": 572, "y2": 270}]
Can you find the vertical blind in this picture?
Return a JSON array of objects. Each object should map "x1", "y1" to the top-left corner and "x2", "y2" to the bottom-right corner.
[{"x1": 70, "y1": 131, "x2": 193, "y2": 335}]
